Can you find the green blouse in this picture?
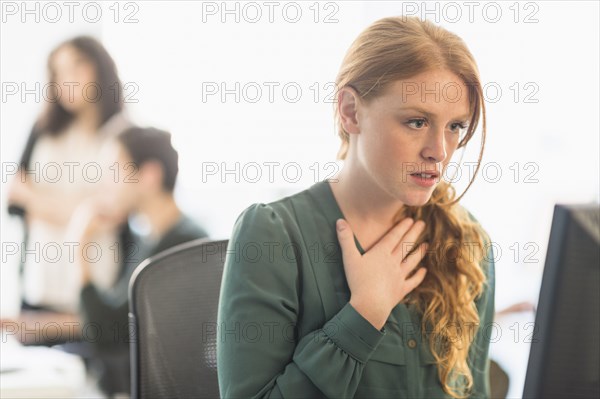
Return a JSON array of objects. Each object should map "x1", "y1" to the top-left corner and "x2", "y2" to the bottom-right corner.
[{"x1": 217, "y1": 180, "x2": 495, "y2": 398}]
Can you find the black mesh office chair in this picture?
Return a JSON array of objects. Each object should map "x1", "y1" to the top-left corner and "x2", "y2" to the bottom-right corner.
[{"x1": 129, "y1": 238, "x2": 228, "y2": 399}]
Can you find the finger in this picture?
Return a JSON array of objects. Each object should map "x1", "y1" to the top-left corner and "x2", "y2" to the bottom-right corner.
[
  {"x1": 393, "y1": 220, "x2": 426, "y2": 258},
  {"x1": 404, "y1": 267, "x2": 428, "y2": 294},
  {"x1": 400, "y1": 242, "x2": 429, "y2": 278},
  {"x1": 376, "y1": 218, "x2": 415, "y2": 252},
  {"x1": 336, "y1": 219, "x2": 361, "y2": 265}
]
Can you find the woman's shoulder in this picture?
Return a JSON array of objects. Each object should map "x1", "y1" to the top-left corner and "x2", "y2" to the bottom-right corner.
[
  {"x1": 231, "y1": 185, "x2": 319, "y2": 239},
  {"x1": 454, "y1": 203, "x2": 492, "y2": 243},
  {"x1": 99, "y1": 111, "x2": 134, "y2": 138},
  {"x1": 455, "y1": 204, "x2": 495, "y2": 280},
  {"x1": 225, "y1": 190, "x2": 318, "y2": 275}
]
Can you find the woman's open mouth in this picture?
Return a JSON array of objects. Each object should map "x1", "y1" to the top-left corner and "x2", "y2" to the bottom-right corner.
[{"x1": 409, "y1": 171, "x2": 439, "y2": 187}]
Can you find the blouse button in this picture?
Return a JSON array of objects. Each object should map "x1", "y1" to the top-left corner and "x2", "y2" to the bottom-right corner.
[{"x1": 407, "y1": 338, "x2": 417, "y2": 349}]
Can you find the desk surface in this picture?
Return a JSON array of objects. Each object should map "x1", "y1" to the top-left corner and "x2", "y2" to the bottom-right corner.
[
  {"x1": 0, "y1": 333, "x2": 87, "y2": 398},
  {"x1": 0, "y1": 310, "x2": 82, "y2": 345}
]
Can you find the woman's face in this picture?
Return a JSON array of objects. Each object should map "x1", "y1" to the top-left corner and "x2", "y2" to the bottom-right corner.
[
  {"x1": 343, "y1": 69, "x2": 472, "y2": 206},
  {"x1": 51, "y1": 45, "x2": 98, "y2": 113}
]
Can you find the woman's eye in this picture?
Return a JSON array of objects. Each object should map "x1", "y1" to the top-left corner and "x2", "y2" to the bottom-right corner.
[
  {"x1": 450, "y1": 122, "x2": 468, "y2": 134},
  {"x1": 407, "y1": 119, "x2": 427, "y2": 129}
]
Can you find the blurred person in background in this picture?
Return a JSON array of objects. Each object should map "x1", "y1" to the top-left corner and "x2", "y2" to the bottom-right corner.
[
  {"x1": 69, "y1": 126, "x2": 209, "y2": 396},
  {"x1": 7, "y1": 36, "x2": 132, "y2": 315}
]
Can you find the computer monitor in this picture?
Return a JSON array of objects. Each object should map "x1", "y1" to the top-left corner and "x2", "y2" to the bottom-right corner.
[{"x1": 523, "y1": 203, "x2": 599, "y2": 399}]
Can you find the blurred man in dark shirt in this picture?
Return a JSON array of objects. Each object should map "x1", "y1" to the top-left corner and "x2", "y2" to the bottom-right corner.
[{"x1": 70, "y1": 126, "x2": 208, "y2": 396}]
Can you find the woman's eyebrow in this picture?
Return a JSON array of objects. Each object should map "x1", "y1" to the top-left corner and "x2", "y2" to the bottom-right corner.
[
  {"x1": 398, "y1": 106, "x2": 471, "y2": 121},
  {"x1": 455, "y1": 113, "x2": 472, "y2": 121},
  {"x1": 397, "y1": 106, "x2": 433, "y2": 118}
]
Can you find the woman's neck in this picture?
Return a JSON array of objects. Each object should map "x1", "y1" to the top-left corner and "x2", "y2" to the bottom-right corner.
[
  {"x1": 329, "y1": 159, "x2": 404, "y2": 251},
  {"x1": 70, "y1": 105, "x2": 101, "y2": 133}
]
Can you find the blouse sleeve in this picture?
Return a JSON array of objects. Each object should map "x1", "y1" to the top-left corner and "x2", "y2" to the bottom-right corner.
[
  {"x1": 468, "y1": 237, "x2": 496, "y2": 398},
  {"x1": 217, "y1": 203, "x2": 386, "y2": 398}
]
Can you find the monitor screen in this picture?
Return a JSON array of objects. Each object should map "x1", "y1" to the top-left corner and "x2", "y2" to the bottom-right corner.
[{"x1": 523, "y1": 203, "x2": 600, "y2": 399}]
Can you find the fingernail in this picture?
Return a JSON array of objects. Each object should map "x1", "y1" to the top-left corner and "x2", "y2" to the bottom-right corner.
[{"x1": 336, "y1": 219, "x2": 346, "y2": 231}]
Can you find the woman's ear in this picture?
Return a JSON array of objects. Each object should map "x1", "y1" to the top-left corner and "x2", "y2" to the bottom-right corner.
[{"x1": 338, "y1": 86, "x2": 361, "y2": 135}]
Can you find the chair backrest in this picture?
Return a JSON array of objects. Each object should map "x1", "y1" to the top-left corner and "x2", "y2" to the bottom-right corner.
[{"x1": 129, "y1": 238, "x2": 228, "y2": 399}]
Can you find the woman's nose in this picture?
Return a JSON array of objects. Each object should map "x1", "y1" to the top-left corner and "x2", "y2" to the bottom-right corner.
[{"x1": 421, "y1": 129, "x2": 447, "y2": 163}]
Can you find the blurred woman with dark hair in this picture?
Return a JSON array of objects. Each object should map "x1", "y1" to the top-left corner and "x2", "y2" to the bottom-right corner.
[{"x1": 7, "y1": 35, "x2": 132, "y2": 313}]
